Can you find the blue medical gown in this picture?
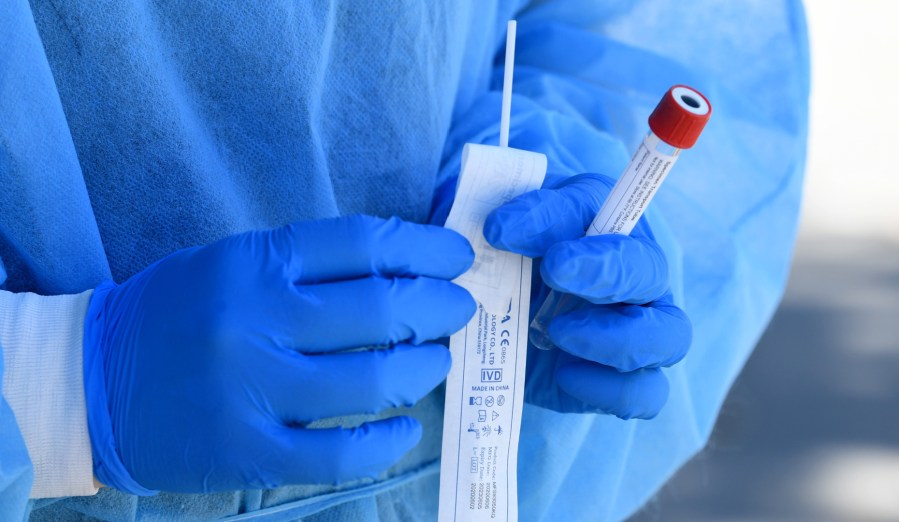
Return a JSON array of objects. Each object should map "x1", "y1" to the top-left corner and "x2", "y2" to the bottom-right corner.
[{"x1": 0, "y1": 0, "x2": 809, "y2": 520}]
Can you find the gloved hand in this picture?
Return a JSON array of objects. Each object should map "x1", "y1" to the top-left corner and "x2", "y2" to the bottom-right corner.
[
  {"x1": 484, "y1": 173, "x2": 692, "y2": 419},
  {"x1": 83, "y1": 215, "x2": 475, "y2": 494}
]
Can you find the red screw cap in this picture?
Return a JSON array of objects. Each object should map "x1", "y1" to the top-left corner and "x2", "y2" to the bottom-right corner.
[{"x1": 648, "y1": 85, "x2": 712, "y2": 149}]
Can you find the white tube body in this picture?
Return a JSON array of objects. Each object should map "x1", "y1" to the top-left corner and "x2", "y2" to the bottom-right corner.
[{"x1": 529, "y1": 131, "x2": 681, "y2": 350}]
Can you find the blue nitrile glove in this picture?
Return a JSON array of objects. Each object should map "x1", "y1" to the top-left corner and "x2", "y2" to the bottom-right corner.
[
  {"x1": 484, "y1": 174, "x2": 692, "y2": 420},
  {"x1": 82, "y1": 215, "x2": 476, "y2": 495}
]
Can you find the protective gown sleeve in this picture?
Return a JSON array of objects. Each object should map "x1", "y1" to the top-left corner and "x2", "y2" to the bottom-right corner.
[
  {"x1": 1, "y1": 0, "x2": 110, "y2": 514},
  {"x1": 0, "y1": 269, "x2": 33, "y2": 519},
  {"x1": 436, "y1": 1, "x2": 809, "y2": 520}
]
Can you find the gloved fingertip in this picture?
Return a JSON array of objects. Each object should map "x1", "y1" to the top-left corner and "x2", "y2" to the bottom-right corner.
[
  {"x1": 538, "y1": 242, "x2": 591, "y2": 297},
  {"x1": 418, "y1": 226, "x2": 476, "y2": 279},
  {"x1": 392, "y1": 414, "x2": 423, "y2": 441},
  {"x1": 449, "y1": 231, "x2": 476, "y2": 276},
  {"x1": 436, "y1": 344, "x2": 453, "y2": 378},
  {"x1": 338, "y1": 416, "x2": 422, "y2": 482},
  {"x1": 661, "y1": 307, "x2": 693, "y2": 367},
  {"x1": 381, "y1": 219, "x2": 476, "y2": 280},
  {"x1": 616, "y1": 368, "x2": 669, "y2": 420},
  {"x1": 407, "y1": 281, "x2": 476, "y2": 344},
  {"x1": 450, "y1": 284, "x2": 478, "y2": 329},
  {"x1": 483, "y1": 205, "x2": 536, "y2": 257},
  {"x1": 485, "y1": 190, "x2": 589, "y2": 258},
  {"x1": 389, "y1": 343, "x2": 452, "y2": 396},
  {"x1": 556, "y1": 364, "x2": 669, "y2": 420},
  {"x1": 377, "y1": 415, "x2": 423, "y2": 458},
  {"x1": 482, "y1": 210, "x2": 504, "y2": 247}
]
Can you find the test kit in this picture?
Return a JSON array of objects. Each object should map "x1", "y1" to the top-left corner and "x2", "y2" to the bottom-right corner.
[
  {"x1": 438, "y1": 21, "x2": 546, "y2": 522},
  {"x1": 437, "y1": 19, "x2": 712, "y2": 520}
]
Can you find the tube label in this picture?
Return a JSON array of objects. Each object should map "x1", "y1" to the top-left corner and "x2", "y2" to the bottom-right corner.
[
  {"x1": 587, "y1": 133, "x2": 679, "y2": 237},
  {"x1": 438, "y1": 143, "x2": 546, "y2": 522}
]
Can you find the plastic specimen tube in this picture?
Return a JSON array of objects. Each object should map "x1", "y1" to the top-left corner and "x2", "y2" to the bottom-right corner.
[{"x1": 529, "y1": 85, "x2": 712, "y2": 350}]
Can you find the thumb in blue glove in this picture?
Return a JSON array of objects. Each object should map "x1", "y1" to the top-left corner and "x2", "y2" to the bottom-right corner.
[
  {"x1": 83, "y1": 215, "x2": 476, "y2": 494},
  {"x1": 484, "y1": 173, "x2": 692, "y2": 419}
]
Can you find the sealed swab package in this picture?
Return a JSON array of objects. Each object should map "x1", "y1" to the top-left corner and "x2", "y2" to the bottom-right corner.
[
  {"x1": 438, "y1": 143, "x2": 545, "y2": 522},
  {"x1": 438, "y1": 21, "x2": 546, "y2": 522}
]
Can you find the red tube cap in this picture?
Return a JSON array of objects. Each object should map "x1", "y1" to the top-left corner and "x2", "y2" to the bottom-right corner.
[{"x1": 648, "y1": 85, "x2": 712, "y2": 149}]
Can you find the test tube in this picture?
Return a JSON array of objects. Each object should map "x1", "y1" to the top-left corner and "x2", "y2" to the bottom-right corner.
[{"x1": 529, "y1": 85, "x2": 712, "y2": 351}]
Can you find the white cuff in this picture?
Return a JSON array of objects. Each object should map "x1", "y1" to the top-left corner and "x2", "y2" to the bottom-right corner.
[{"x1": 0, "y1": 289, "x2": 99, "y2": 498}]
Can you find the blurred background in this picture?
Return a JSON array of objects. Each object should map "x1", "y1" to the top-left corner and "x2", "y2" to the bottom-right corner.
[{"x1": 630, "y1": 1, "x2": 899, "y2": 521}]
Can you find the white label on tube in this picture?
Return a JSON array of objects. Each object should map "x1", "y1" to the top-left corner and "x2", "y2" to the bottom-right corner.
[
  {"x1": 439, "y1": 143, "x2": 546, "y2": 522},
  {"x1": 588, "y1": 133, "x2": 679, "y2": 237}
]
